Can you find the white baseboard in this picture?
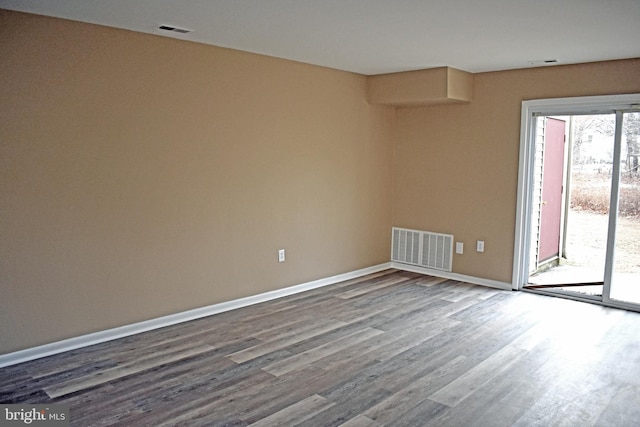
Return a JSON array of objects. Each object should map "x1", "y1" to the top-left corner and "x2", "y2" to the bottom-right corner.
[
  {"x1": 391, "y1": 262, "x2": 512, "y2": 290},
  {"x1": 0, "y1": 262, "x2": 392, "y2": 368}
]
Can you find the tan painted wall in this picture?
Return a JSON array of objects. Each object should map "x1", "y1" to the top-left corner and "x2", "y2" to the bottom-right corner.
[
  {"x1": 393, "y1": 59, "x2": 640, "y2": 283},
  {"x1": 0, "y1": 10, "x2": 394, "y2": 353}
]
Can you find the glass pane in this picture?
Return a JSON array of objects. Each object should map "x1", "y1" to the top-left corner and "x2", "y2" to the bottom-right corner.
[
  {"x1": 610, "y1": 112, "x2": 640, "y2": 304},
  {"x1": 565, "y1": 115, "x2": 615, "y2": 282}
]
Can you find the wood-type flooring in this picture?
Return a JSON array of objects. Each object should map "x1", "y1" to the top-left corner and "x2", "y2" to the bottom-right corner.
[{"x1": 2, "y1": 269, "x2": 640, "y2": 426}]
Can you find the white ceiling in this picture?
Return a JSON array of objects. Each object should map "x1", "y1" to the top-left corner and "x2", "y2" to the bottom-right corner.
[{"x1": 2, "y1": 0, "x2": 639, "y2": 75}]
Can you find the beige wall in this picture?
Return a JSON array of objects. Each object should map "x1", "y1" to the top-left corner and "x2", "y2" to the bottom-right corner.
[
  {"x1": 0, "y1": 10, "x2": 394, "y2": 353},
  {"x1": 393, "y1": 59, "x2": 640, "y2": 283}
]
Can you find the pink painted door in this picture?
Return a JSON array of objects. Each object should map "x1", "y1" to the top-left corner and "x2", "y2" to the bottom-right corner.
[{"x1": 539, "y1": 118, "x2": 566, "y2": 262}]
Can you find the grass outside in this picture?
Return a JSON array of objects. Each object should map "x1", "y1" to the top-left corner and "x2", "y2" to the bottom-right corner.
[
  {"x1": 567, "y1": 169, "x2": 640, "y2": 273},
  {"x1": 566, "y1": 210, "x2": 640, "y2": 273}
]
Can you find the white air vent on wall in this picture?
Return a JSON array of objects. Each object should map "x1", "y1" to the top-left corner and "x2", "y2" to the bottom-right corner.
[{"x1": 392, "y1": 227, "x2": 453, "y2": 272}]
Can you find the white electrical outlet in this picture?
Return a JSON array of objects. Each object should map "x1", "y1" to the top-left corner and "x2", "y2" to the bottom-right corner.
[
  {"x1": 278, "y1": 249, "x2": 285, "y2": 262},
  {"x1": 455, "y1": 242, "x2": 464, "y2": 254},
  {"x1": 476, "y1": 240, "x2": 485, "y2": 252}
]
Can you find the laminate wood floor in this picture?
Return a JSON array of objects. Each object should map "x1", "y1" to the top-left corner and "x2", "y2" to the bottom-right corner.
[{"x1": 2, "y1": 269, "x2": 640, "y2": 426}]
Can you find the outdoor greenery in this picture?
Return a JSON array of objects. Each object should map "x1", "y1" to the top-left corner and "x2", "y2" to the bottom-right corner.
[{"x1": 571, "y1": 172, "x2": 640, "y2": 218}]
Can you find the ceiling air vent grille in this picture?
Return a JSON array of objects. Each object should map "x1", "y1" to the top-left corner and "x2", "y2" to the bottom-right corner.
[{"x1": 158, "y1": 25, "x2": 193, "y2": 34}]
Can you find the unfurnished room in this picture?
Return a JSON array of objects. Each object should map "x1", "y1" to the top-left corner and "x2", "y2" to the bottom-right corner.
[{"x1": 1, "y1": 1, "x2": 640, "y2": 426}]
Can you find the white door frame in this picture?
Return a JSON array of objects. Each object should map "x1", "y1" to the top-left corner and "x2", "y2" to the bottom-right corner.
[{"x1": 512, "y1": 94, "x2": 640, "y2": 299}]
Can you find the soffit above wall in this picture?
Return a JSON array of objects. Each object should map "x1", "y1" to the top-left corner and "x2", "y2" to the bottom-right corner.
[{"x1": 367, "y1": 67, "x2": 473, "y2": 107}]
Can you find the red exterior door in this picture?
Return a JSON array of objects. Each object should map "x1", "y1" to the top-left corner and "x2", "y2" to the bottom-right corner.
[{"x1": 539, "y1": 118, "x2": 566, "y2": 262}]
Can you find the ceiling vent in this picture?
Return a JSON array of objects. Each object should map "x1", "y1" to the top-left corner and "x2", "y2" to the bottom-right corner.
[
  {"x1": 528, "y1": 59, "x2": 559, "y2": 66},
  {"x1": 158, "y1": 25, "x2": 193, "y2": 34}
]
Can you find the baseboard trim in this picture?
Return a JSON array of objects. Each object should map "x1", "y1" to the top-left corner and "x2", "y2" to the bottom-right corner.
[
  {"x1": 0, "y1": 262, "x2": 392, "y2": 368},
  {"x1": 391, "y1": 262, "x2": 512, "y2": 290}
]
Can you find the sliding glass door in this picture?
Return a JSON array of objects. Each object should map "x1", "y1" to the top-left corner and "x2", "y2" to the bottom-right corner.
[
  {"x1": 527, "y1": 113, "x2": 615, "y2": 298},
  {"x1": 514, "y1": 94, "x2": 640, "y2": 312},
  {"x1": 606, "y1": 111, "x2": 640, "y2": 306}
]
